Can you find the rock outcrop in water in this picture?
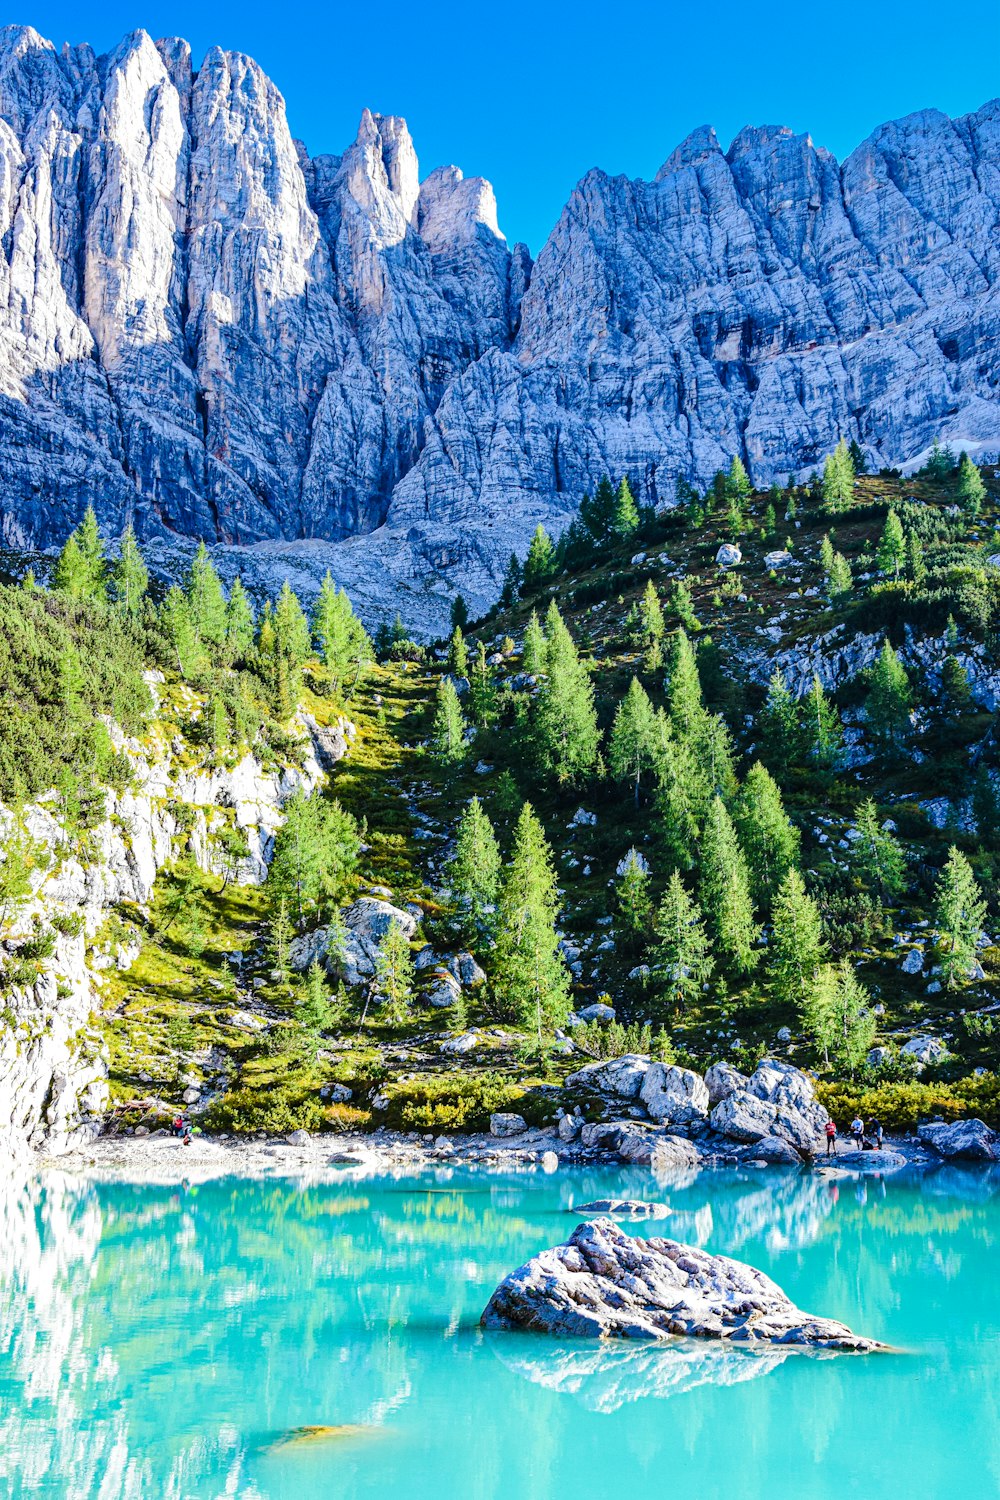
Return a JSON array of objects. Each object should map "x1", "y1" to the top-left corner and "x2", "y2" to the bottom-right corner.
[
  {"x1": 0, "y1": 24, "x2": 998, "y2": 627},
  {"x1": 481, "y1": 1218, "x2": 885, "y2": 1350}
]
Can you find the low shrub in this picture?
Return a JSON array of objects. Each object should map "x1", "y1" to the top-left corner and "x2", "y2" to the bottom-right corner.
[
  {"x1": 816, "y1": 1073, "x2": 1000, "y2": 1131},
  {"x1": 378, "y1": 1070, "x2": 552, "y2": 1133}
]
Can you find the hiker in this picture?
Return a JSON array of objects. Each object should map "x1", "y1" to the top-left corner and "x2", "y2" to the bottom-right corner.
[
  {"x1": 170, "y1": 1113, "x2": 185, "y2": 1138},
  {"x1": 181, "y1": 1120, "x2": 192, "y2": 1146},
  {"x1": 850, "y1": 1115, "x2": 865, "y2": 1152},
  {"x1": 869, "y1": 1118, "x2": 884, "y2": 1151},
  {"x1": 825, "y1": 1118, "x2": 837, "y2": 1156}
]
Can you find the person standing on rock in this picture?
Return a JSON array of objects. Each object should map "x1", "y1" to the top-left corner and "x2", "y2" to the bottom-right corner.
[
  {"x1": 869, "y1": 1118, "x2": 884, "y2": 1151},
  {"x1": 850, "y1": 1116, "x2": 865, "y2": 1152},
  {"x1": 825, "y1": 1118, "x2": 838, "y2": 1156}
]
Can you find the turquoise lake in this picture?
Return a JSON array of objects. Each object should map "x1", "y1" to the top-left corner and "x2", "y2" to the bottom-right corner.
[{"x1": 2, "y1": 1163, "x2": 998, "y2": 1499}]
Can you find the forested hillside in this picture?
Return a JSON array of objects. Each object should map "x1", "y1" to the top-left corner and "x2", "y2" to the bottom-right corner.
[{"x1": 2, "y1": 440, "x2": 1000, "y2": 1146}]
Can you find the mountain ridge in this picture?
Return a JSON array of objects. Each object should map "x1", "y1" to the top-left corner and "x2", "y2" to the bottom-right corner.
[{"x1": 0, "y1": 23, "x2": 998, "y2": 629}]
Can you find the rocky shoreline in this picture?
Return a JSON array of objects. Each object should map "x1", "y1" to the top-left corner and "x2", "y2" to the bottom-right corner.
[{"x1": 36, "y1": 1120, "x2": 963, "y2": 1187}]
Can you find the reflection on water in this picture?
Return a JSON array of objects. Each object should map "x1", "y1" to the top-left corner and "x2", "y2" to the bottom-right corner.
[{"x1": 0, "y1": 1162, "x2": 998, "y2": 1499}]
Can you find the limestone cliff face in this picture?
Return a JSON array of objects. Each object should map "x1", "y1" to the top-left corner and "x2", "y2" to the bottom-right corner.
[
  {"x1": 0, "y1": 685, "x2": 338, "y2": 1157},
  {"x1": 0, "y1": 24, "x2": 998, "y2": 626}
]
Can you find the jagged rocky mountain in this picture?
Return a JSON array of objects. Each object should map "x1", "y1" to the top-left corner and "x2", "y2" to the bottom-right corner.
[{"x1": 1, "y1": 24, "x2": 999, "y2": 627}]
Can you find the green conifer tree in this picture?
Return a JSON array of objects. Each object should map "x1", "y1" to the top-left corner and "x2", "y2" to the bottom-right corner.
[
  {"x1": 851, "y1": 799, "x2": 907, "y2": 901},
  {"x1": 499, "y1": 552, "x2": 522, "y2": 607},
  {"x1": 534, "y1": 606, "x2": 599, "y2": 783},
  {"x1": 185, "y1": 543, "x2": 227, "y2": 645},
  {"x1": 111, "y1": 525, "x2": 148, "y2": 615},
  {"x1": 616, "y1": 848, "x2": 653, "y2": 950},
  {"x1": 934, "y1": 847, "x2": 988, "y2": 988},
  {"x1": 612, "y1": 477, "x2": 640, "y2": 536},
  {"x1": 956, "y1": 452, "x2": 986, "y2": 515},
  {"x1": 877, "y1": 509, "x2": 906, "y2": 581},
  {"x1": 759, "y1": 670, "x2": 802, "y2": 776},
  {"x1": 521, "y1": 611, "x2": 547, "y2": 675},
  {"x1": 804, "y1": 961, "x2": 875, "y2": 1073},
  {"x1": 450, "y1": 594, "x2": 469, "y2": 631},
  {"x1": 448, "y1": 625, "x2": 469, "y2": 678},
  {"x1": 906, "y1": 532, "x2": 926, "y2": 586},
  {"x1": 733, "y1": 763, "x2": 800, "y2": 908},
  {"x1": 432, "y1": 678, "x2": 468, "y2": 763},
  {"x1": 609, "y1": 677, "x2": 659, "y2": 804},
  {"x1": 268, "y1": 790, "x2": 360, "y2": 930},
  {"x1": 804, "y1": 674, "x2": 843, "y2": 770},
  {"x1": 469, "y1": 642, "x2": 498, "y2": 728},
  {"x1": 821, "y1": 439, "x2": 855, "y2": 513},
  {"x1": 161, "y1": 586, "x2": 200, "y2": 678},
  {"x1": 522, "y1": 525, "x2": 558, "y2": 592},
  {"x1": 698, "y1": 795, "x2": 759, "y2": 974},
  {"x1": 448, "y1": 796, "x2": 501, "y2": 935},
  {"x1": 867, "y1": 639, "x2": 912, "y2": 751},
  {"x1": 770, "y1": 869, "x2": 825, "y2": 1011},
  {"x1": 492, "y1": 803, "x2": 571, "y2": 1037},
  {"x1": 666, "y1": 628, "x2": 705, "y2": 740},
  {"x1": 652, "y1": 870, "x2": 713, "y2": 1011},
  {"x1": 375, "y1": 921, "x2": 415, "y2": 1023},
  {"x1": 827, "y1": 550, "x2": 853, "y2": 600}
]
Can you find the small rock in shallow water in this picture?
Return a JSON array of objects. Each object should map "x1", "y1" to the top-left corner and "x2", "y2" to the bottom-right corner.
[{"x1": 568, "y1": 1199, "x2": 671, "y2": 1220}]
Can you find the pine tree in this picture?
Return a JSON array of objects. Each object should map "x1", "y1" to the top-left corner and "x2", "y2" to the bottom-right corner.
[
  {"x1": 616, "y1": 848, "x2": 652, "y2": 950},
  {"x1": 521, "y1": 611, "x2": 547, "y2": 675},
  {"x1": 639, "y1": 579, "x2": 665, "y2": 656},
  {"x1": 852, "y1": 799, "x2": 907, "y2": 900},
  {"x1": 827, "y1": 551, "x2": 853, "y2": 600},
  {"x1": 582, "y1": 475, "x2": 617, "y2": 541},
  {"x1": 112, "y1": 525, "x2": 148, "y2": 615},
  {"x1": 534, "y1": 606, "x2": 599, "y2": 783},
  {"x1": 492, "y1": 803, "x2": 571, "y2": 1037},
  {"x1": 450, "y1": 594, "x2": 469, "y2": 631},
  {"x1": 608, "y1": 677, "x2": 659, "y2": 804},
  {"x1": 867, "y1": 639, "x2": 911, "y2": 751},
  {"x1": 274, "y1": 580, "x2": 312, "y2": 667},
  {"x1": 770, "y1": 869, "x2": 825, "y2": 1011},
  {"x1": 759, "y1": 670, "x2": 802, "y2": 776},
  {"x1": 877, "y1": 509, "x2": 906, "y2": 581},
  {"x1": 53, "y1": 532, "x2": 87, "y2": 599},
  {"x1": 469, "y1": 642, "x2": 498, "y2": 728},
  {"x1": 447, "y1": 625, "x2": 469, "y2": 679},
  {"x1": 268, "y1": 789, "x2": 360, "y2": 930},
  {"x1": 733, "y1": 763, "x2": 801, "y2": 908},
  {"x1": 956, "y1": 452, "x2": 986, "y2": 515},
  {"x1": 821, "y1": 439, "x2": 855, "y2": 513},
  {"x1": 76, "y1": 504, "x2": 108, "y2": 601},
  {"x1": 448, "y1": 796, "x2": 501, "y2": 935},
  {"x1": 655, "y1": 730, "x2": 702, "y2": 872},
  {"x1": 934, "y1": 847, "x2": 988, "y2": 988},
  {"x1": 612, "y1": 476, "x2": 640, "y2": 536},
  {"x1": 668, "y1": 578, "x2": 699, "y2": 631},
  {"x1": 522, "y1": 525, "x2": 558, "y2": 592},
  {"x1": 820, "y1": 533, "x2": 835, "y2": 575},
  {"x1": 653, "y1": 870, "x2": 713, "y2": 1011},
  {"x1": 804, "y1": 674, "x2": 843, "y2": 770},
  {"x1": 848, "y1": 438, "x2": 867, "y2": 476},
  {"x1": 726, "y1": 456, "x2": 752, "y2": 505},
  {"x1": 375, "y1": 921, "x2": 414, "y2": 1022},
  {"x1": 432, "y1": 677, "x2": 468, "y2": 764},
  {"x1": 698, "y1": 795, "x2": 759, "y2": 974}
]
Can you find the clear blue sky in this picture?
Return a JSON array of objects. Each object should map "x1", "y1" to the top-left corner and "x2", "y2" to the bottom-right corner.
[{"x1": 19, "y1": 0, "x2": 1000, "y2": 252}]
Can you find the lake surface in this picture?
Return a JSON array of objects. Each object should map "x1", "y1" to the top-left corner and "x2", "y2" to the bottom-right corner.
[{"x1": 2, "y1": 1161, "x2": 998, "y2": 1499}]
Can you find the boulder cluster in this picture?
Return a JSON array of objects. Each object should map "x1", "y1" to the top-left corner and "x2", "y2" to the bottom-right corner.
[{"x1": 565, "y1": 1055, "x2": 830, "y2": 1165}]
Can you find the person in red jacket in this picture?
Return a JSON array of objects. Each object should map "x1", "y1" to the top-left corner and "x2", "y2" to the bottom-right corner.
[{"x1": 825, "y1": 1119, "x2": 838, "y2": 1156}]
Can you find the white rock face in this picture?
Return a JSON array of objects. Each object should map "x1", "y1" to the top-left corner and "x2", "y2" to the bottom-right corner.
[
  {"x1": 0, "y1": 713, "x2": 325, "y2": 1156},
  {"x1": 639, "y1": 1064, "x2": 710, "y2": 1126},
  {"x1": 2, "y1": 26, "x2": 999, "y2": 631}
]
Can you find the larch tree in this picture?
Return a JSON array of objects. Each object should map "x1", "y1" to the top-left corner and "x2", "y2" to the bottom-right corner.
[
  {"x1": 770, "y1": 869, "x2": 825, "y2": 1012},
  {"x1": 491, "y1": 803, "x2": 571, "y2": 1039},
  {"x1": 469, "y1": 642, "x2": 498, "y2": 728},
  {"x1": 616, "y1": 848, "x2": 653, "y2": 950},
  {"x1": 534, "y1": 606, "x2": 599, "y2": 783},
  {"x1": 653, "y1": 870, "x2": 713, "y2": 1012},
  {"x1": 612, "y1": 476, "x2": 640, "y2": 537},
  {"x1": 224, "y1": 577, "x2": 255, "y2": 664},
  {"x1": 698, "y1": 795, "x2": 759, "y2": 974},
  {"x1": 608, "y1": 677, "x2": 659, "y2": 804},
  {"x1": 268, "y1": 789, "x2": 360, "y2": 931},
  {"x1": 186, "y1": 543, "x2": 227, "y2": 645},
  {"x1": 805, "y1": 962, "x2": 875, "y2": 1074},
  {"x1": 851, "y1": 799, "x2": 907, "y2": 902},
  {"x1": 432, "y1": 677, "x2": 468, "y2": 764},
  {"x1": 112, "y1": 525, "x2": 148, "y2": 615},
  {"x1": 521, "y1": 611, "x2": 547, "y2": 675},
  {"x1": 448, "y1": 796, "x2": 501, "y2": 936},
  {"x1": 666, "y1": 628, "x2": 705, "y2": 740},
  {"x1": 877, "y1": 510, "x2": 906, "y2": 581},
  {"x1": 821, "y1": 439, "x2": 855, "y2": 513},
  {"x1": 733, "y1": 763, "x2": 801, "y2": 909},
  {"x1": 447, "y1": 625, "x2": 469, "y2": 678},
  {"x1": 375, "y1": 921, "x2": 415, "y2": 1023},
  {"x1": 956, "y1": 452, "x2": 986, "y2": 515},
  {"x1": 804, "y1": 674, "x2": 843, "y2": 771},
  {"x1": 934, "y1": 847, "x2": 988, "y2": 989},
  {"x1": 522, "y1": 525, "x2": 558, "y2": 592},
  {"x1": 866, "y1": 639, "x2": 912, "y2": 751},
  {"x1": 759, "y1": 670, "x2": 802, "y2": 776}
]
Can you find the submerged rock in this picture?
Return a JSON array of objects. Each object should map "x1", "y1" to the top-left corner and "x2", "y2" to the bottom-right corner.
[
  {"x1": 568, "y1": 1200, "x2": 671, "y2": 1220},
  {"x1": 481, "y1": 1219, "x2": 886, "y2": 1350}
]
